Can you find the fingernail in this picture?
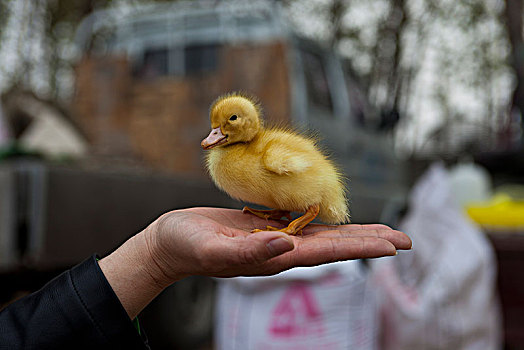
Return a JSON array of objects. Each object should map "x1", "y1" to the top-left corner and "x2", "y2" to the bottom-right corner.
[{"x1": 267, "y1": 237, "x2": 294, "y2": 257}]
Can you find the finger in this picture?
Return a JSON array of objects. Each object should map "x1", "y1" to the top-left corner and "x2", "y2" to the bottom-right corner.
[
  {"x1": 267, "y1": 236, "x2": 397, "y2": 271},
  {"x1": 306, "y1": 228, "x2": 412, "y2": 250},
  {"x1": 294, "y1": 236, "x2": 397, "y2": 260},
  {"x1": 230, "y1": 231, "x2": 295, "y2": 265},
  {"x1": 302, "y1": 223, "x2": 395, "y2": 234}
]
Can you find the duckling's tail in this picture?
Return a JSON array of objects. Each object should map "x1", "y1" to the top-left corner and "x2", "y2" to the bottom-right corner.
[{"x1": 318, "y1": 188, "x2": 350, "y2": 225}]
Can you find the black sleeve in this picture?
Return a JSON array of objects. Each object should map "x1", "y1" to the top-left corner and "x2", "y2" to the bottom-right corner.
[{"x1": 0, "y1": 255, "x2": 150, "y2": 350}]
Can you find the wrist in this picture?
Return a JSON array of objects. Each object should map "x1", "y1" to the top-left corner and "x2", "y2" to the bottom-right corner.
[
  {"x1": 141, "y1": 217, "x2": 189, "y2": 286},
  {"x1": 98, "y1": 228, "x2": 173, "y2": 319}
]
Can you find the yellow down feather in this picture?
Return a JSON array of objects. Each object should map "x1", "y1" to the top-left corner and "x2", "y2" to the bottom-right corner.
[{"x1": 203, "y1": 92, "x2": 350, "y2": 224}]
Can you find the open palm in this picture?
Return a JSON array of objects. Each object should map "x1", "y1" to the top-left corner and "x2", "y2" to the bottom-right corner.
[{"x1": 147, "y1": 207, "x2": 412, "y2": 280}]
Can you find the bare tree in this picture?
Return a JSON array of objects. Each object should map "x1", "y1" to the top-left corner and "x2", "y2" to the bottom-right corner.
[{"x1": 503, "y1": 0, "x2": 524, "y2": 126}]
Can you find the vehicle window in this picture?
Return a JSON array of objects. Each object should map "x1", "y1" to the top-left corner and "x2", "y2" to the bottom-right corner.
[
  {"x1": 301, "y1": 50, "x2": 333, "y2": 112},
  {"x1": 184, "y1": 44, "x2": 220, "y2": 75},
  {"x1": 137, "y1": 48, "x2": 169, "y2": 79},
  {"x1": 135, "y1": 44, "x2": 219, "y2": 79}
]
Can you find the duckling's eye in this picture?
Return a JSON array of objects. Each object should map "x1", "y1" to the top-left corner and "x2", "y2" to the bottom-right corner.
[{"x1": 229, "y1": 115, "x2": 238, "y2": 121}]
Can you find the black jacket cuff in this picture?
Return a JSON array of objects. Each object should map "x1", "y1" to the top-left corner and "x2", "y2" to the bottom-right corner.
[{"x1": 0, "y1": 255, "x2": 149, "y2": 349}]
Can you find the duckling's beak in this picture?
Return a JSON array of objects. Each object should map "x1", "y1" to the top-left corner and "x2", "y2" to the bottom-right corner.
[{"x1": 201, "y1": 127, "x2": 228, "y2": 150}]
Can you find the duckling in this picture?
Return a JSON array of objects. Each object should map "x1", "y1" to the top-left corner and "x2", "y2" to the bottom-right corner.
[{"x1": 201, "y1": 92, "x2": 349, "y2": 235}]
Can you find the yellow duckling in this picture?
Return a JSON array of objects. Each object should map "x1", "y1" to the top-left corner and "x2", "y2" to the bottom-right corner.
[{"x1": 201, "y1": 92, "x2": 349, "y2": 235}]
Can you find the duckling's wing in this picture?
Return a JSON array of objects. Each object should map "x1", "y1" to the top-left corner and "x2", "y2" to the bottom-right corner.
[{"x1": 262, "y1": 144, "x2": 312, "y2": 175}]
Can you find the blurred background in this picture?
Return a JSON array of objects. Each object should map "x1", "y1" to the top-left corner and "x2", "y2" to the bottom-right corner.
[{"x1": 0, "y1": 0, "x2": 523, "y2": 349}]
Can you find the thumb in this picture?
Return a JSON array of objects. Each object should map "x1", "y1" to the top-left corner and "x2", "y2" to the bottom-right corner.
[{"x1": 241, "y1": 231, "x2": 295, "y2": 263}]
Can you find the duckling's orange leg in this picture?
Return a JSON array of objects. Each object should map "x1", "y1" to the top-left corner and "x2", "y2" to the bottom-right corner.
[
  {"x1": 278, "y1": 204, "x2": 319, "y2": 235},
  {"x1": 242, "y1": 206, "x2": 292, "y2": 221},
  {"x1": 252, "y1": 204, "x2": 319, "y2": 235}
]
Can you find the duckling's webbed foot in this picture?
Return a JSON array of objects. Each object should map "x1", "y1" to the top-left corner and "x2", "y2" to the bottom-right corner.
[
  {"x1": 250, "y1": 204, "x2": 319, "y2": 236},
  {"x1": 277, "y1": 204, "x2": 319, "y2": 236},
  {"x1": 242, "y1": 206, "x2": 292, "y2": 221}
]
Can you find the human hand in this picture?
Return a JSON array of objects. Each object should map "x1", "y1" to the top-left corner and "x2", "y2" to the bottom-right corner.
[
  {"x1": 144, "y1": 207, "x2": 412, "y2": 283},
  {"x1": 100, "y1": 207, "x2": 411, "y2": 318}
]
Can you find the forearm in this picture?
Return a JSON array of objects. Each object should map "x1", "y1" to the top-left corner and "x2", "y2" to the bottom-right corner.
[{"x1": 98, "y1": 227, "x2": 179, "y2": 319}]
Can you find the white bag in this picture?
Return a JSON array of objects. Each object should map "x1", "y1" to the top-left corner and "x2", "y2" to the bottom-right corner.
[
  {"x1": 371, "y1": 163, "x2": 502, "y2": 350},
  {"x1": 215, "y1": 261, "x2": 379, "y2": 350}
]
